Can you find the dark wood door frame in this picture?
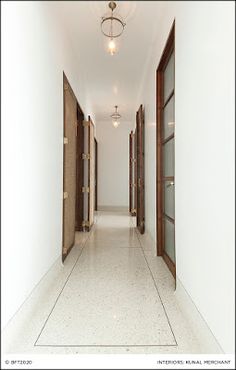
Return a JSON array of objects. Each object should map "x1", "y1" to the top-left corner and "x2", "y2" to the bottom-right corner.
[
  {"x1": 156, "y1": 21, "x2": 176, "y2": 278},
  {"x1": 94, "y1": 138, "x2": 98, "y2": 211},
  {"x1": 129, "y1": 131, "x2": 133, "y2": 214},
  {"x1": 75, "y1": 104, "x2": 85, "y2": 231},
  {"x1": 129, "y1": 130, "x2": 136, "y2": 216},
  {"x1": 85, "y1": 115, "x2": 95, "y2": 231},
  {"x1": 136, "y1": 105, "x2": 145, "y2": 234}
]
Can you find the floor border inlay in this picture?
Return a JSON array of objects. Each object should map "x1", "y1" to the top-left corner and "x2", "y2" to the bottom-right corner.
[
  {"x1": 132, "y1": 219, "x2": 178, "y2": 346},
  {"x1": 35, "y1": 212, "x2": 177, "y2": 348},
  {"x1": 34, "y1": 215, "x2": 100, "y2": 347}
]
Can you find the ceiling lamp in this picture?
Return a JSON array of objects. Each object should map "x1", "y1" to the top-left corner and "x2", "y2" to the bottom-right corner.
[
  {"x1": 111, "y1": 105, "x2": 121, "y2": 120},
  {"x1": 111, "y1": 105, "x2": 121, "y2": 128},
  {"x1": 101, "y1": 1, "x2": 126, "y2": 55}
]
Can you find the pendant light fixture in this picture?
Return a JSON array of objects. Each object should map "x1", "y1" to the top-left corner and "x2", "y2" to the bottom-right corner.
[
  {"x1": 101, "y1": 1, "x2": 126, "y2": 55},
  {"x1": 111, "y1": 105, "x2": 121, "y2": 128}
]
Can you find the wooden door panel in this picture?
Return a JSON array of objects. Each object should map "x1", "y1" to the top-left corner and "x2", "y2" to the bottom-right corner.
[
  {"x1": 129, "y1": 131, "x2": 136, "y2": 216},
  {"x1": 83, "y1": 116, "x2": 95, "y2": 231},
  {"x1": 89, "y1": 119, "x2": 95, "y2": 227},
  {"x1": 136, "y1": 105, "x2": 145, "y2": 234},
  {"x1": 129, "y1": 131, "x2": 132, "y2": 214},
  {"x1": 94, "y1": 139, "x2": 98, "y2": 211},
  {"x1": 156, "y1": 22, "x2": 176, "y2": 279},
  {"x1": 75, "y1": 110, "x2": 84, "y2": 231},
  {"x1": 63, "y1": 76, "x2": 77, "y2": 259}
]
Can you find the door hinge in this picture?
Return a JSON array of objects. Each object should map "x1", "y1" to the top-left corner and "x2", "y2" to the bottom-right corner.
[
  {"x1": 82, "y1": 220, "x2": 90, "y2": 227},
  {"x1": 63, "y1": 192, "x2": 68, "y2": 199},
  {"x1": 82, "y1": 186, "x2": 90, "y2": 193},
  {"x1": 83, "y1": 120, "x2": 90, "y2": 127},
  {"x1": 82, "y1": 153, "x2": 90, "y2": 160},
  {"x1": 131, "y1": 208, "x2": 136, "y2": 213},
  {"x1": 131, "y1": 158, "x2": 136, "y2": 163},
  {"x1": 131, "y1": 183, "x2": 136, "y2": 187},
  {"x1": 64, "y1": 137, "x2": 69, "y2": 144},
  {"x1": 63, "y1": 247, "x2": 67, "y2": 254}
]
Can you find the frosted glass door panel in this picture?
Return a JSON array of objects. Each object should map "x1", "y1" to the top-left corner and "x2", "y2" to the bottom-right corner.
[
  {"x1": 163, "y1": 138, "x2": 174, "y2": 177},
  {"x1": 164, "y1": 219, "x2": 175, "y2": 262},
  {"x1": 163, "y1": 95, "x2": 174, "y2": 139},
  {"x1": 164, "y1": 52, "x2": 174, "y2": 102},
  {"x1": 164, "y1": 181, "x2": 175, "y2": 219}
]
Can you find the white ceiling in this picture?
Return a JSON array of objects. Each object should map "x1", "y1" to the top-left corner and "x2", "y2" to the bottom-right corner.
[{"x1": 55, "y1": 1, "x2": 164, "y2": 126}]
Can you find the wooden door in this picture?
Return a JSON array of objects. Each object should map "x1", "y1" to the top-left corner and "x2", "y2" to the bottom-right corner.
[
  {"x1": 83, "y1": 116, "x2": 95, "y2": 231},
  {"x1": 75, "y1": 105, "x2": 84, "y2": 231},
  {"x1": 88, "y1": 117, "x2": 95, "y2": 228},
  {"x1": 129, "y1": 132, "x2": 132, "y2": 214},
  {"x1": 62, "y1": 74, "x2": 77, "y2": 261},
  {"x1": 94, "y1": 138, "x2": 98, "y2": 211},
  {"x1": 136, "y1": 105, "x2": 145, "y2": 234},
  {"x1": 129, "y1": 131, "x2": 136, "y2": 216},
  {"x1": 156, "y1": 22, "x2": 176, "y2": 278}
]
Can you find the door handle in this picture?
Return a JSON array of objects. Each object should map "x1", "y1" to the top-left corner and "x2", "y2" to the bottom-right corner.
[{"x1": 166, "y1": 181, "x2": 174, "y2": 188}]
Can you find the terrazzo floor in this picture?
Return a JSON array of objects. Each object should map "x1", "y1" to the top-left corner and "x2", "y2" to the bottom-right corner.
[{"x1": 2, "y1": 212, "x2": 203, "y2": 354}]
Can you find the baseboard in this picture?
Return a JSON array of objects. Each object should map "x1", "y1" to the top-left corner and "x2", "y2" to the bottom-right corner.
[
  {"x1": 175, "y1": 277, "x2": 224, "y2": 354},
  {"x1": 98, "y1": 205, "x2": 128, "y2": 212}
]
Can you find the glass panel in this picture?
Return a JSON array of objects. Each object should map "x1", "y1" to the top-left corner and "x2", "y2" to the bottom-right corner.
[
  {"x1": 164, "y1": 52, "x2": 174, "y2": 103},
  {"x1": 163, "y1": 138, "x2": 174, "y2": 177},
  {"x1": 164, "y1": 180, "x2": 175, "y2": 219},
  {"x1": 163, "y1": 95, "x2": 175, "y2": 139},
  {"x1": 164, "y1": 218, "x2": 175, "y2": 262}
]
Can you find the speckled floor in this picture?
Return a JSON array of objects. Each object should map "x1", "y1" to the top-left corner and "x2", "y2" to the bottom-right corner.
[{"x1": 2, "y1": 212, "x2": 202, "y2": 354}]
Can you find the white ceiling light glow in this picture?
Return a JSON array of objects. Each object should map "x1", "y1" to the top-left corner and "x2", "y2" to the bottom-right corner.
[{"x1": 112, "y1": 120, "x2": 120, "y2": 128}]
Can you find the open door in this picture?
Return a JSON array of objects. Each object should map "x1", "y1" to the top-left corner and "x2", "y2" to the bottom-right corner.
[
  {"x1": 82, "y1": 116, "x2": 95, "y2": 231},
  {"x1": 156, "y1": 22, "x2": 176, "y2": 279},
  {"x1": 62, "y1": 74, "x2": 77, "y2": 261},
  {"x1": 129, "y1": 130, "x2": 136, "y2": 216},
  {"x1": 136, "y1": 105, "x2": 145, "y2": 234},
  {"x1": 75, "y1": 104, "x2": 84, "y2": 231},
  {"x1": 94, "y1": 138, "x2": 98, "y2": 211}
]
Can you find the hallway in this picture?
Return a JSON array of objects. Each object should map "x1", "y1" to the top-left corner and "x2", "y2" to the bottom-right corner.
[
  {"x1": 2, "y1": 1, "x2": 235, "y2": 367},
  {"x1": 3, "y1": 212, "x2": 202, "y2": 354}
]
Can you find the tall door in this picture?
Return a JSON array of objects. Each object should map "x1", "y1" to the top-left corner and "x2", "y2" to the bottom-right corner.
[
  {"x1": 62, "y1": 74, "x2": 77, "y2": 261},
  {"x1": 94, "y1": 138, "x2": 98, "y2": 211},
  {"x1": 129, "y1": 131, "x2": 132, "y2": 214},
  {"x1": 129, "y1": 130, "x2": 136, "y2": 216},
  {"x1": 136, "y1": 105, "x2": 145, "y2": 234},
  {"x1": 88, "y1": 117, "x2": 95, "y2": 227},
  {"x1": 156, "y1": 22, "x2": 176, "y2": 278},
  {"x1": 82, "y1": 116, "x2": 95, "y2": 231},
  {"x1": 75, "y1": 105, "x2": 84, "y2": 231}
]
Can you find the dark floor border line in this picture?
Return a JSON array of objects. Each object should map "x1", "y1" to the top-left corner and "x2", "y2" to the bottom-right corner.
[
  {"x1": 133, "y1": 221, "x2": 178, "y2": 346},
  {"x1": 34, "y1": 216, "x2": 99, "y2": 347},
  {"x1": 35, "y1": 344, "x2": 178, "y2": 348}
]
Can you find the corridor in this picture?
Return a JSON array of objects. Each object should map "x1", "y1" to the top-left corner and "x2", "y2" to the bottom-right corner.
[
  {"x1": 3, "y1": 212, "x2": 202, "y2": 354},
  {"x1": 2, "y1": 1, "x2": 234, "y2": 368}
]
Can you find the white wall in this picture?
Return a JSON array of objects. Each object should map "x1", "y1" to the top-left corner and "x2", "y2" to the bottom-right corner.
[
  {"x1": 1, "y1": 1, "x2": 92, "y2": 328},
  {"x1": 137, "y1": 1, "x2": 235, "y2": 353},
  {"x1": 96, "y1": 122, "x2": 131, "y2": 209}
]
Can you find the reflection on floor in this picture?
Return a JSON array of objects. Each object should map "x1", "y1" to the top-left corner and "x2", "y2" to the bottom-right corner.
[{"x1": 3, "y1": 212, "x2": 203, "y2": 354}]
